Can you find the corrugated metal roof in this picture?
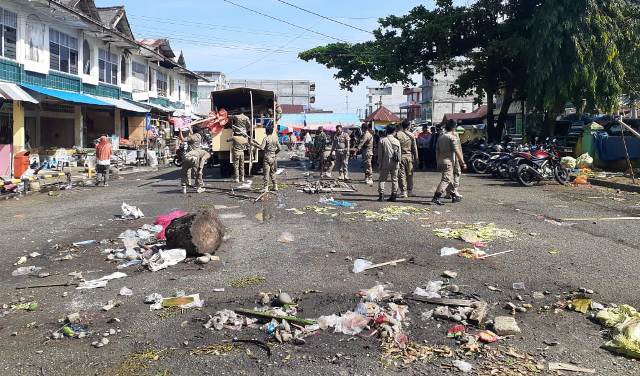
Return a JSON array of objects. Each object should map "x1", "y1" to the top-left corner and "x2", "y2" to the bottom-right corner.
[
  {"x1": 364, "y1": 106, "x2": 401, "y2": 123},
  {"x1": 89, "y1": 95, "x2": 149, "y2": 113},
  {"x1": 0, "y1": 82, "x2": 39, "y2": 104},
  {"x1": 21, "y1": 83, "x2": 110, "y2": 106}
]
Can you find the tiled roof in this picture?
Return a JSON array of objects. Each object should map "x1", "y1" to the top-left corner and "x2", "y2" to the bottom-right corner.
[
  {"x1": 364, "y1": 106, "x2": 401, "y2": 123},
  {"x1": 442, "y1": 105, "x2": 488, "y2": 122}
]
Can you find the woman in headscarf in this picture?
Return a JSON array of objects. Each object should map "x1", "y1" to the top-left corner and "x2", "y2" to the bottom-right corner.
[{"x1": 95, "y1": 136, "x2": 112, "y2": 186}]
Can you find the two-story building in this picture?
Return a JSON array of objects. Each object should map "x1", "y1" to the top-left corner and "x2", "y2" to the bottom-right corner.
[{"x1": 0, "y1": 0, "x2": 202, "y2": 177}]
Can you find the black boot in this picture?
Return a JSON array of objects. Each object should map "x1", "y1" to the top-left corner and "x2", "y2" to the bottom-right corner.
[
  {"x1": 378, "y1": 193, "x2": 384, "y2": 202},
  {"x1": 451, "y1": 194, "x2": 462, "y2": 203},
  {"x1": 387, "y1": 193, "x2": 397, "y2": 202},
  {"x1": 431, "y1": 193, "x2": 444, "y2": 206}
]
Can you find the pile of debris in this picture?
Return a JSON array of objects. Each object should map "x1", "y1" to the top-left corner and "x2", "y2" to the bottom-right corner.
[{"x1": 297, "y1": 179, "x2": 356, "y2": 194}]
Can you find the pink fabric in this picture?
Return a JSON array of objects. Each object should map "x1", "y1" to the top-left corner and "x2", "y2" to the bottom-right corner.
[{"x1": 154, "y1": 210, "x2": 188, "y2": 240}]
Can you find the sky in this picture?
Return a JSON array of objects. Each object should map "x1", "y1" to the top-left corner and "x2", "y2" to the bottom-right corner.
[{"x1": 95, "y1": 0, "x2": 470, "y2": 113}]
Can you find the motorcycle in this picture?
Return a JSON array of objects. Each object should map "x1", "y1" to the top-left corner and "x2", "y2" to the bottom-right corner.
[
  {"x1": 172, "y1": 130, "x2": 213, "y2": 168},
  {"x1": 515, "y1": 142, "x2": 569, "y2": 187}
]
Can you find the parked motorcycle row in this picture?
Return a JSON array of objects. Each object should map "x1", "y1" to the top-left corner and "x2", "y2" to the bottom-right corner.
[{"x1": 463, "y1": 138, "x2": 570, "y2": 187}]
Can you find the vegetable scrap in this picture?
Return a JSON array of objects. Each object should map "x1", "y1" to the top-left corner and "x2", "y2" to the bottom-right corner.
[{"x1": 434, "y1": 223, "x2": 516, "y2": 243}]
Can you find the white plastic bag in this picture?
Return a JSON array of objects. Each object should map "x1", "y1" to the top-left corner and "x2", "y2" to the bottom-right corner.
[
  {"x1": 121, "y1": 202, "x2": 144, "y2": 220},
  {"x1": 146, "y1": 249, "x2": 187, "y2": 272},
  {"x1": 352, "y1": 258, "x2": 373, "y2": 273}
]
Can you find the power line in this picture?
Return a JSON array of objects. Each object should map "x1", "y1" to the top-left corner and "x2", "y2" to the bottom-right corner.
[
  {"x1": 276, "y1": 0, "x2": 374, "y2": 34},
  {"x1": 222, "y1": 0, "x2": 349, "y2": 43}
]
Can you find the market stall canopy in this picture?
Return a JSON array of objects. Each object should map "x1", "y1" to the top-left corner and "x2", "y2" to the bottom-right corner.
[
  {"x1": 442, "y1": 105, "x2": 488, "y2": 125},
  {"x1": 132, "y1": 100, "x2": 174, "y2": 114},
  {"x1": 0, "y1": 82, "x2": 38, "y2": 104},
  {"x1": 89, "y1": 96, "x2": 149, "y2": 113},
  {"x1": 210, "y1": 88, "x2": 276, "y2": 114},
  {"x1": 280, "y1": 113, "x2": 360, "y2": 132},
  {"x1": 21, "y1": 83, "x2": 111, "y2": 106}
]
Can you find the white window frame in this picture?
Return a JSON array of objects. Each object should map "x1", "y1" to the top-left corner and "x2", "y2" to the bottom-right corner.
[
  {"x1": 0, "y1": 7, "x2": 18, "y2": 60},
  {"x1": 98, "y1": 48, "x2": 118, "y2": 85},
  {"x1": 156, "y1": 70, "x2": 168, "y2": 98},
  {"x1": 131, "y1": 61, "x2": 147, "y2": 93},
  {"x1": 49, "y1": 29, "x2": 79, "y2": 75}
]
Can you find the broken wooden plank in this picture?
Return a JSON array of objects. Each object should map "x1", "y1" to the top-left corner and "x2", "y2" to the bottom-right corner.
[
  {"x1": 548, "y1": 362, "x2": 596, "y2": 373},
  {"x1": 16, "y1": 282, "x2": 77, "y2": 290},
  {"x1": 468, "y1": 301, "x2": 488, "y2": 324},
  {"x1": 477, "y1": 250, "x2": 514, "y2": 259}
]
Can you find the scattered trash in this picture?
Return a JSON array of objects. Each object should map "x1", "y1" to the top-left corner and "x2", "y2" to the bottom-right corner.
[
  {"x1": 284, "y1": 208, "x2": 305, "y2": 215},
  {"x1": 561, "y1": 156, "x2": 577, "y2": 169},
  {"x1": 442, "y1": 270, "x2": 457, "y2": 279},
  {"x1": 121, "y1": 202, "x2": 144, "y2": 220},
  {"x1": 162, "y1": 293, "x2": 204, "y2": 309},
  {"x1": 452, "y1": 359, "x2": 473, "y2": 373},
  {"x1": 14, "y1": 256, "x2": 27, "y2": 265},
  {"x1": 414, "y1": 280, "x2": 444, "y2": 299},
  {"x1": 353, "y1": 258, "x2": 406, "y2": 273},
  {"x1": 154, "y1": 210, "x2": 188, "y2": 240},
  {"x1": 548, "y1": 362, "x2": 596, "y2": 373},
  {"x1": 119, "y1": 287, "x2": 133, "y2": 296},
  {"x1": 72, "y1": 240, "x2": 96, "y2": 247},
  {"x1": 92, "y1": 337, "x2": 110, "y2": 348},
  {"x1": 146, "y1": 248, "x2": 187, "y2": 272},
  {"x1": 487, "y1": 285, "x2": 502, "y2": 292},
  {"x1": 434, "y1": 223, "x2": 515, "y2": 243},
  {"x1": 458, "y1": 248, "x2": 487, "y2": 259},
  {"x1": 440, "y1": 247, "x2": 460, "y2": 256},
  {"x1": 493, "y1": 316, "x2": 521, "y2": 335},
  {"x1": 357, "y1": 285, "x2": 399, "y2": 302},
  {"x1": 12, "y1": 301, "x2": 38, "y2": 311},
  {"x1": 277, "y1": 231, "x2": 295, "y2": 244},
  {"x1": 476, "y1": 330, "x2": 499, "y2": 343},
  {"x1": 144, "y1": 293, "x2": 164, "y2": 311},
  {"x1": 477, "y1": 250, "x2": 514, "y2": 259},
  {"x1": 570, "y1": 297, "x2": 593, "y2": 313},
  {"x1": 102, "y1": 299, "x2": 122, "y2": 311},
  {"x1": 595, "y1": 304, "x2": 640, "y2": 359},
  {"x1": 12, "y1": 266, "x2": 42, "y2": 277},
  {"x1": 576, "y1": 153, "x2": 594, "y2": 169},
  {"x1": 512, "y1": 282, "x2": 526, "y2": 290},
  {"x1": 116, "y1": 259, "x2": 142, "y2": 269},
  {"x1": 219, "y1": 213, "x2": 247, "y2": 219},
  {"x1": 237, "y1": 180, "x2": 253, "y2": 190},
  {"x1": 204, "y1": 309, "x2": 257, "y2": 331},
  {"x1": 29, "y1": 252, "x2": 41, "y2": 258},
  {"x1": 76, "y1": 272, "x2": 127, "y2": 290},
  {"x1": 548, "y1": 248, "x2": 560, "y2": 255},
  {"x1": 319, "y1": 196, "x2": 356, "y2": 208},
  {"x1": 57, "y1": 323, "x2": 88, "y2": 339},
  {"x1": 447, "y1": 324, "x2": 466, "y2": 338}
]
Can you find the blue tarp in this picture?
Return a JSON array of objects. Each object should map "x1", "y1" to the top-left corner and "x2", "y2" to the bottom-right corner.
[
  {"x1": 21, "y1": 83, "x2": 111, "y2": 106},
  {"x1": 593, "y1": 132, "x2": 640, "y2": 161}
]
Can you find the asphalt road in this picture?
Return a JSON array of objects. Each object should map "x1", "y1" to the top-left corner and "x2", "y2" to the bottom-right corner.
[{"x1": 1, "y1": 158, "x2": 639, "y2": 375}]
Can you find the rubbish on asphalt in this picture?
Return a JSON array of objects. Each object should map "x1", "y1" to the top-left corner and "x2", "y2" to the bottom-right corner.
[
  {"x1": 476, "y1": 330, "x2": 499, "y2": 343},
  {"x1": 570, "y1": 297, "x2": 593, "y2": 313},
  {"x1": 76, "y1": 272, "x2": 127, "y2": 289},
  {"x1": 299, "y1": 179, "x2": 356, "y2": 194},
  {"x1": 442, "y1": 270, "x2": 457, "y2": 279},
  {"x1": 408, "y1": 297, "x2": 478, "y2": 307},
  {"x1": 595, "y1": 304, "x2": 640, "y2": 359},
  {"x1": 102, "y1": 299, "x2": 122, "y2": 311},
  {"x1": 440, "y1": 247, "x2": 460, "y2": 256},
  {"x1": 11, "y1": 266, "x2": 42, "y2": 277},
  {"x1": 357, "y1": 285, "x2": 400, "y2": 302},
  {"x1": 218, "y1": 213, "x2": 247, "y2": 219},
  {"x1": 548, "y1": 248, "x2": 560, "y2": 255},
  {"x1": 458, "y1": 248, "x2": 487, "y2": 259},
  {"x1": 237, "y1": 180, "x2": 253, "y2": 190},
  {"x1": 548, "y1": 362, "x2": 596, "y2": 373},
  {"x1": 12, "y1": 301, "x2": 38, "y2": 311},
  {"x1": 275, "y1": 168, "x2": 284, "y2": 175},
  {"x1": 29, "y1": 252, "x2": 41, "y2": 258},
  {"x1": 165, "y1": 210, "x2": 226, "y2": 257},
  {"x1": 561, "y1": 156, "x2": 577, "y2": 169},
  {"x1": 277, "y1": 231, "x2": 295, "y2": 244},
  {"x1": 116, "y1": 259, "x2": 142, "y2": 269},
  {"x1": 72, "y1": 240, "x2": 96, "y2": 247},
  {"x1": 154, "y1": 210, "x2": 188, "y2": 240},
  {"x1": 512, "y1": 282, "x2": 526, "y2": 290},
  {"x1": 119, "y1": 286, "x2": 133, "y2": 296},
  {"x1": 14, "y1": 256, "x2": 27, "y2": 265},
  {"x1": 477, "y1": 249, "x2": 515, "y2": 259},
  {"x1": 353, "y1": 258, "x2": 406, "y2": 273},
  {"x1": 284, "y1": 208, "x2": 305, "y2": 215},
  {"x1": 92, "y1": 337, "x2": 110, "y2": 348},
  {"x1": 162, "y1": 294, "x2": 204, "y2": 309},
  {"x1": 493, "y1": 316, "x2": 522, "y2": 335},
  {"x1": 121, "y1": 202, "x2": 144, "y2": 220},
  {"x1": 452, "y1": 359, "x2": 473, "y2": 373},
  {"x1": 574, "y1": 174, "x2": 589, "y2": 185},
  {"x1": 319, "y1": 196, "x2": 356, "y2": 208},
  {"x1": 414, "y1": 280, "x2": 444, "y2": 299},
  {"x1": 146, "y1": 248, "x2": 187, "y2": 272},
  {"x1": 234, "y1": 308, "x2": 316, "y2": 326},
  {"x1": 434, "y1": 223, "x2": 515, "y2": 243},
  {"x1": 144, "y1": 293, "x2": 163, "y2": 310},
  {"x1": 447, "y1": 324, "x2": 466, "y2": 338},
  {"x1": 576, "y1": 153, "x2": 594, "y2": 168},
  {"x1": 487, "y1": 285, "x2": 502, "y2": 292},
  {"x1": 58, "y1": 323, "x2": 88, "y2": 339}
]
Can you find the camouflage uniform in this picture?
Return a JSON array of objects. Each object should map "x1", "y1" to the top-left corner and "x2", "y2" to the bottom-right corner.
[
  {"x1": 435, "y1": 132, "x2": 461, "y2": 197},
  {"x1": 181, "y1": 134, "x2": 209, "y2": 189},
  {"x1": 260, "y1": 134, "x2": 281, "y2": 191},
  {"x1": 357, "y1": 130, "x2": 374, "y2": 184},
  {"x1": 331, "y1": 132, "x2": 351, "y2": 180},
  {"x1": 395, "y1": 130, "x2": 419, "y2": 196},
  {"x1": 228, "y1": 135, "x2": 248, "y2": 182},
  {"x1": 314, "y1": 131, "x2": 328, "y2": 171}
]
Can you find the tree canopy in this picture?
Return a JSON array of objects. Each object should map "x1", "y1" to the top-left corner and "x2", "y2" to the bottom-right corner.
[{"x1": 299, "y1": 0, "x2": 640, "y2": 139}]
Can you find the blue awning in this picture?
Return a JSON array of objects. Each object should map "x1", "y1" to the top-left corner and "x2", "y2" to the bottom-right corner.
[{"x1": 21, "y1": 83, "x2": 111, "y2": 106}]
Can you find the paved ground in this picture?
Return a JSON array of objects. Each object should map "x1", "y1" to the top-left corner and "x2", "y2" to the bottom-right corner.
[{"x1": 1, "y1": 158, "x2": 640, "y2": 375}]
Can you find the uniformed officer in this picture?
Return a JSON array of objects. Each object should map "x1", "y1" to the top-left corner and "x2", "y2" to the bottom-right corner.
[
  {"x1": 432, "y1": 121, "x2": 467, "y2": 205},
  {"x1": 357, "y1": 123, "x2": 374, "y2": 185},
  {"x1": 260, "y1": 124, "x2": 281, "y2": 192},
  {"x1": 395, "y1": 120, "x2": 419, "y2": 197},
  {"x1": 181, "y1": 133, "x2": 209, "y2": 194},
  {"x1": 226, "y1": 114, "x2": 259, "y2": 183},
  {"x1": 313, "y1": 126, "x2": 328, "y2": 172},
  {"x1": 377, "y1": 124, "x2": 401, "y2": 202},
  {"x1": 330, "y1": 125, "x2": 350, "y2": 180}
]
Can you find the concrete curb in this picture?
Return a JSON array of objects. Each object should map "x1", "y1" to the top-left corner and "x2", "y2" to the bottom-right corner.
[{"x1": 588, "y1": 178, "x2": 640, "y2": 193}]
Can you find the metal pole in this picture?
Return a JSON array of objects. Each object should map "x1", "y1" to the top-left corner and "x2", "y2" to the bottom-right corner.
[
  {"x1": 619, "y1": 120, "x2": 636, "y2": 184},
  {"x1": 249, "y1": 90, "x2": 254, "y2": 176}
]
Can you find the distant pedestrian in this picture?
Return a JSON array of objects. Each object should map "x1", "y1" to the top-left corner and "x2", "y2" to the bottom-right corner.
[
  {"x1": 260, "y1": 124, "x2": 281, "y2": 192},
  {"x1": 432, "y1": 121, "x2": 466, "y2": 205},
  {"x1": 377, "y1": 124, "x2": 401, "y2": 202},
  {"x1": 313, "y1": 127, "x2": 328, "y2": 171},
  {"x1": 95, "y1": 136, "x2": 112, "y2": 187},
  {"x1": 416, "y1": 126, "x2": 432, "y2": 170},
  {"x1": 427, "y1": 126, "x2": 438, "y2": 169},
  {"x1": 331, "y1": 125, "x2": 351, "y2": 180},
  {"x1": 395, "y1": 120, "x2": 419, "y2": 197},
  {"x1": 357, "y1": 123, "x2": 374, "y2": 185}
]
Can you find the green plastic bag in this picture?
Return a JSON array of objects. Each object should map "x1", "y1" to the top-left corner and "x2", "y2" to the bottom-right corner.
[{"x1": 596, "y1": 305, "x2": 640, "y2": 359}]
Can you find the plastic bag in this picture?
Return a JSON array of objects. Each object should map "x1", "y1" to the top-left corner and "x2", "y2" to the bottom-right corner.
[
  {"x1": 574, "y1": 175, "x2": 588, "y2": 185},
  {"x1": 596, "y1": 305, "x2": 640, "y2": 359},
  {"x1": 576, "y1": 153, "x2": 593, "y2": 168},
  {"x1": 352, "y1": 258, "x2": 373, "y2": 273},
  {"x1": 561, "y1": 156, "x2": 577, "y2": 169},
  {"x1": 277, "y1": 231, "x2": 295, "y2": 244},
  {"x1": 146, "y1": 249, "x2": 187, "y2": 272},
  {"x1": 334, "y1": 311, "x2": 370, "y2": 335},
  {"x1": 121, "y1": 202, "x2": 144, "y2": 220},
  {"x1": 153, "y1": 210, "x2": 188, "y2": 240}
]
